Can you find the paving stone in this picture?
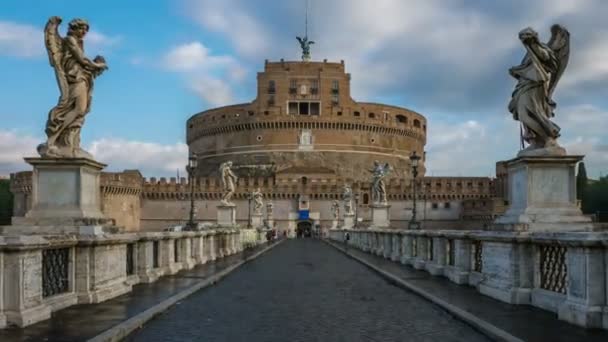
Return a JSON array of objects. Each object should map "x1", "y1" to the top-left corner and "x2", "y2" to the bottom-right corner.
[{"x1": 127, "y1": 239, "x2": 490, "y2": 342}]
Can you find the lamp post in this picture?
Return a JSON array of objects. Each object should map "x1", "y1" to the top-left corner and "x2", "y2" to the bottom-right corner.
[
  {"x1": 409, "y1": 151, "x2": 421, "y2": 230},
  {"x1": 354, "y1": 192, "x2": 360, "y2": 228},
  {"x1": 247, "y1": 191, "x2": 252, "y2": 229},
  {"x1": 185, "y1": 153, "x2": 198, "y2": 230}
]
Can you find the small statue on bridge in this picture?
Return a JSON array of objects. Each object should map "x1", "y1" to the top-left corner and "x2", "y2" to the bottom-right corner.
[
  {"x1": 331, "y1": 200, "x2": 340, "y2": 219},
  {"x1": 342, "y1": 184, "x2": 354, "y2": 215},
  {"x1": 369, "y1": 161, "x2": 391, "y2": 205},
  {"x1": 220, "y1": 161, "x2": 237, "y2": 205},
  {"x1": 252, "y1": 188, "x2": 264, "y2": 215}
]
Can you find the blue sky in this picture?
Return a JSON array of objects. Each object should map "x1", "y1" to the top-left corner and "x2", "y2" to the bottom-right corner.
[{"x1": 1, "y1": 0, "x2": 608, "y2": 178}]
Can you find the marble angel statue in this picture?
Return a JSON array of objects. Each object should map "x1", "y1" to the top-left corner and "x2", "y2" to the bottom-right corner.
[
  {"x1": 508, "y1": 24, "x2": 570, "y2": 156},
  {"x1": 220, "y1": 161, "x2": 237, "y2": 205},
  {"x1": 39, "y1": 16, "x2": 108, "y2": 158},
  {"x1": 369, "y1": 161, "x2": 391, "y2": 205}
]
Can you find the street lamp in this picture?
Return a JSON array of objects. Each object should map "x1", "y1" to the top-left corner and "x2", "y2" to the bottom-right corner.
[
  {"x1": 247, "y1": 191, "x2": 253, "y2": 229},
  {"x1": 409, "y1": 151, "x2": 421, "y2": 230},
  {"x1": 354, "y1": 192, "x2": 360, "y2": 228},
  {"x1": 185, "y1": 153, "x2": 198, "y2": 230}
]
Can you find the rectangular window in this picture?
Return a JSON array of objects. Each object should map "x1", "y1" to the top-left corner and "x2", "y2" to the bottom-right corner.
[
  {"x1": 289, "y1": 79, "x2": 297, "y2": 94},
  {"x1": 444, "y1": 202, "x2": 451, "y2": 209},
  {"x1": 288, "y1": 102, "x2": 298, "y2": 115},
  {"x1": 331, "y1": 80, "x2": 339, "y2": 92},
  {"x1": 432, "y1": 203, "x2": 438, "y2": 210},
  {"x1": 299, "y1": 102, "x2": 309, "y2": 115},
  {"x1": 268, "y1": 80, "x2": 276, "y2": 94},
  {"x1": 310, "y1": 102, "x2": 320, "y2": 115},
  {"x1": 311, "y1": 80, "x2": 319, "y2": 94},
  {"x1": 268, "y1": 95, "x2": 275, "y2": 106}
]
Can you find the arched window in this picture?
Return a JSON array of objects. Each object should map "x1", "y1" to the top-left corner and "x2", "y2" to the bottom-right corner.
[
  {"x1": 414, "y1": 119, "x2": 421, "y2": 128},
  {"x1": 396, "y1": 115, "x2": 407, "y2": 124},
  {"x1": 363, "y1": 193, "x2": 369, "y2": 205},
  {"x1": 301, "y1": 177, "x2": 308, "y2": 186}
]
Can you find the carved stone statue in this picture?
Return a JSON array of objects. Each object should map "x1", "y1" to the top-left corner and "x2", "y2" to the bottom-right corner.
[
  {"x1": 508, "y1": 25, "x2": 570, "y2": 156},
  {"x1": 296, "y1": 36, "x2": 314, "y2": 61},
  {"x1": 342, "y1": 184, "x2": 354, "y2": 215},
  {"x1": 252, "y1": 187, "x2": 263, "y2": 215},
  {"x1": 331, "y1": 200, "x2": 340, "y2": 219},
  {"x1": 220, "y1": 161, "x2": 237, "y2": 205},
  {"x1": 266, "y1": 201, "x2": 274, "y2": 217},
  {"x1": 369, "y1": 161, "x2": 391, "y2": 205},
  {"x1": 39, "y1": 16, "x2": 108, "y2": 159}
]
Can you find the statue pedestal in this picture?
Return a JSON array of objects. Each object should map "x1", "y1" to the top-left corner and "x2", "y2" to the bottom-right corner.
[
  {"x1": 250, "y1": 213, "x2": 264, "y2": 229},
  {"x1": 14, "y1": 158, "x2": 110, "y2": 229},
  {"x1": 342, "y1": 213, "x2": 355, "y2": 230},
  {"x1": 217, "y1": 204, "x2": 237, "y2": 227},
  {"x1": 493, "y1": 156, "x2": 593, "y2": 232},
  {"x1": 331, "y1": 219, "x2": 339, "y2": 229},
  {"x1": 371, "y1": 204, "x2": 391, "y2": 228}
]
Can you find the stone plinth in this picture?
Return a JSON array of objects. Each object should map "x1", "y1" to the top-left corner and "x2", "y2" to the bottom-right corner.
[
  {"x1": 494, "y1": 156, "x2": 592, "y2": 232},
  {"x1": 18, "y1": 158, "x2": 107, "y2": 226},
  {"x1": 370, "y1": 204, "x2": 391, "y2": 228},
  {"x1": 342, "y1": 213, "x2": 355, "y2": 229},
  {"x1": 250, "y1": 213, "x2": 264, "y2": 228},
  {"x1": 331, "y1": 219, "x2": 339, "y2": 229},
  {"x1": 217, "y1": 204, "x2": 237, "y2": 227}
]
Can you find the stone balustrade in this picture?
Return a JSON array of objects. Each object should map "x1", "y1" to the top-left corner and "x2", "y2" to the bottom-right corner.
[
  {"x1": 0, "y1": 229, "x2": 247, "y2": 328},
  {"x1": 329, "y1": 229, "x2": 608, "y2": 330}
]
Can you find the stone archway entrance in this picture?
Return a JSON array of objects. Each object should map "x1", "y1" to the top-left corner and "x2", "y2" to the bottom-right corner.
[{"x1": 296, "y1": 221, "x2": 312, "y2": 238}]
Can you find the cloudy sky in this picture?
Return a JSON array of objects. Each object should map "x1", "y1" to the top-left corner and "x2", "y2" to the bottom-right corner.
[{"x1": 1, "y1": 0, "x2": 607, "y2": 179}]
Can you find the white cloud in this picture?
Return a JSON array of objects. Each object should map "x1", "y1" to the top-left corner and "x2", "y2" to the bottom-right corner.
[
  {"x1": 0, "y1": 130, "x2": 39, "y2": 174},
  {"x1": 163, "y1": 41, "x2": 245, "y2": 106},
  {"x1": 0, "y1": 130, "x2": 188, "y2": 177},
  {"x1": 0, "y1": 21, "x2": 43, "y2": 57},
  {"x1": 0, "y1": 20, "x2": 121, "y2": 59},
  {"x1": 189, "y1": 77, "x2": 234, "y2": 107},
  {"x1": 89, "y1": 138, "x2": 188, "y2": 176}
]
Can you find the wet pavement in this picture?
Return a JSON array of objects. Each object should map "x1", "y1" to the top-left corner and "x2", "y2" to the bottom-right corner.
[
  {"x1": 127, "y1": 239, "x2": 491, "y2": 342},
  {"x1": 330, "y1": 240, "x2": 608, "y2": 342},
  {"x1": 0, "y1": 242, "x2": 274, "y2": 342}
]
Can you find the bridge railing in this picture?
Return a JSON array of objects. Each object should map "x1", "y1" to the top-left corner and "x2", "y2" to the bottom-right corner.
[
  {"x1": 329, "y1": 228, "x2": 608, "y2": 330},
  {"x1": 0, "y1": 229, "x2": 247, "y2": 328}
]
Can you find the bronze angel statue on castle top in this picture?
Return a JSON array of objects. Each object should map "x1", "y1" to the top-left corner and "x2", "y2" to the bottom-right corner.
[
  {"x1": 39, "y1": 16, "x2": 108, "y2": 159},
  {"x1": 508, "y1": 24, "x2": 570, "y2": 156}
]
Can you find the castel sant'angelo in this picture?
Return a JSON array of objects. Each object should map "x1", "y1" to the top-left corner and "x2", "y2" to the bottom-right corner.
[{"x1": 10, "y1": 43, "x2": 506, "y2": 235}]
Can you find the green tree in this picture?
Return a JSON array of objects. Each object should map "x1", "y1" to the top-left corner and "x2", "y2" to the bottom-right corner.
[
  {"x1": 582, "y1": 175, "x2": 608, "y2": 221},
  {"x1": 0, "y1": 179, "x2": 13, "y2": 225},
  {"x1": 576, "y1": 162, "x2": 587, "y2": 201}
]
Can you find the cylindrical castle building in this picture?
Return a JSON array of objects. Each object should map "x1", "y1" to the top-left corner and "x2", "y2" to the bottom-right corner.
[{"x1": 186, "y1": 59, "x2": 427, "y2": 181}]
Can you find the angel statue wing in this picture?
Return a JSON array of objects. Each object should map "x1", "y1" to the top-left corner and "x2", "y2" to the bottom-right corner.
[
  {"x1": 44, "y1": 16, "x2": 69, "y2": 105},
  {"x1": 546, "y1": 24, "x2": 570, "y2": 110},
  {"x1": 296, "y1": 36, "x2": 304, "y2": 47}
]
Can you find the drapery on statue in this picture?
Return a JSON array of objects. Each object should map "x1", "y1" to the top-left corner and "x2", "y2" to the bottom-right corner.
[
  {"x1": 508, "y1": 24, "x2": 570, "y2": 156},
  {"x1": 266, "y1": 201, "x2": 274, "y2": 216},
  {"x1": 342, "y1": 184, "x2": 354, "y2": 215},
  {"x1": 296, "y1": 36, "x2": 314, "y2": 61},
  {"x1": 39, "y1": 16, "x2": 108, "y2": 159},
  {"x1": 369, "y1": 161, "x2": 391, "y2": 205},
  {"x1": 331, "y1": 200, "x2": 340, "y2": 219},
  {"x1": 219, "y1": 161, "x2": 237, "y2": 205},
  {"x1": 252, "y1": 187, "x2": 264, "y2": 215}
]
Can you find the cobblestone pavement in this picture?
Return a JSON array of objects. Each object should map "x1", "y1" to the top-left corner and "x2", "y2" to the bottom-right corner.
[{"x1": 127, "y1": 239, "x2": 491, "y2": 342}]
